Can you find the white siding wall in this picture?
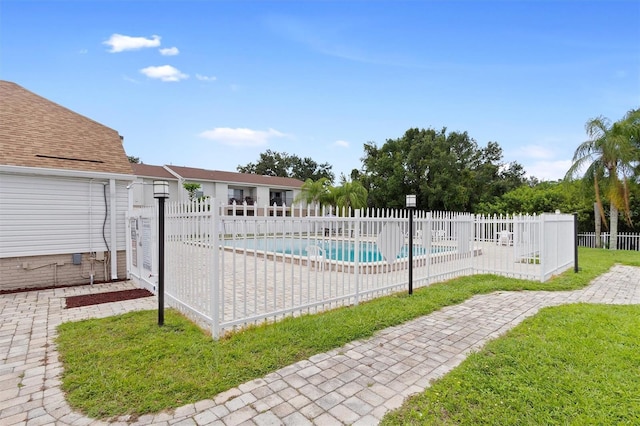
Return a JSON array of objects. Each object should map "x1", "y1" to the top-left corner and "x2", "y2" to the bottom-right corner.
[
  {"x1": 0, "y1": 173, "x2": 129, "y2": 258},
  {"x1": 215, "y1": 183, "x2": 228, "y2": 202},
  {"x1": 133, "y1": 178, "x2": 180, "y2": 206},
  {"x1": 200, "y1": 181, "x2": 215, "y2": 199},
  {"x1": 256, "y1": 187, "x2": 270, "y2": 206}
]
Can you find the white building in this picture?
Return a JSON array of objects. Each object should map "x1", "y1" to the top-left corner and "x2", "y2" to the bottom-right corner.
[
  {"x1": 0, "y1": 81, "x2": 134, "y2": 290},
  {"x1": 130, "y1": 164, "x2": 304, "y2": 216}
]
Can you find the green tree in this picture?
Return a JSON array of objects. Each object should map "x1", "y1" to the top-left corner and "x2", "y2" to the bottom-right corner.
[
  {"x1": 128, "y1": 156, "x2": 140, "y2": 163},
  {"x1": 565, "y1": 109, "x2": 640, "y2": 249},
  {"x1": 294, "y1": 178, "x2": 332, "y2": 207},
  {"x1": 183, "y1": 182, "x2": 201, "y2": 201},
  {"x1": 237, "y1": 150, "x2": 334, "y2": 182},
  {"x1": 359, "y1": 127, "x2": 525, "y2": 211},
  {"x1": 472, "y1": 142, "x2": 527, "y2": 206},
  {"x1": 620, "y1": 108, "x2": 640, "y2": 176},
  {"x1": 237, "y1": 150, "x2": 289, "y2": 177},
  {"x1": 290, "y1": 157, "x2": 335, "y2": 182},
  {"x1": 475, "y1": 180, "x2": 594, "y2": 231},
  {"x1": 331, "y1": 178, "x2": 368, "y2": 214}
]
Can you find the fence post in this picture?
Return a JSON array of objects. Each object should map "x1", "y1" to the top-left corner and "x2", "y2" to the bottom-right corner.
[
  {"x1": 574, "y1": 213, "x2": 579, "y2": 273},
  {"x1": 539, "y1": 213, "x2": 545, "y2": 282},
  {"x1": 211, "y1": 198, "x2": 220, "y2": 338},
  {"x1": 354, "y1": 209, "x2": 361, "y2": 305}
]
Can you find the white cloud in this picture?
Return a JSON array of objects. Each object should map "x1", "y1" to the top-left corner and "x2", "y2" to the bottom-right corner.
[
  {"x1": 140, "y1": 65, "x2": 188, "y2": 82},
  {"x1": 159, "y1": 47, "x2": 179, "y2": 56},
  {"x1": 334, "y1": 140, "x2": 349, "y2": 148},
  {"x1": 78, "y1": 49, "x2": 88, "y2": 54},
  {"x1": 104, "y1": 34, "x2": 161, "y2": 53},
  {"x1": 198, "y1": 127, "x2": 286, "y2": 147},
  {"x1": 524, "y1": 159, "x2": 572, "y2": 181},
  {"x1": 196, "y1": 74, "x2": 217, "y2": 82}
]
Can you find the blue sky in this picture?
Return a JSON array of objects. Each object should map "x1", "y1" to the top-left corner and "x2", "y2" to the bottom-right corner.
[{"x1": 2, "y1": 0, "x2": 638, "y2": 182}]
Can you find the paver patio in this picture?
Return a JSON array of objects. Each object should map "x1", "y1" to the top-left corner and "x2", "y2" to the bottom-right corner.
[{"x1": 0, "y1": 264, "x2": 638, "y2": 425}]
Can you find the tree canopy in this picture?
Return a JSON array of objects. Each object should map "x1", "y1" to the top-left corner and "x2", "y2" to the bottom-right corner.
[
  {"x1": 359, "y1": 127, "x2": 526, "y2": 211},
  {"x1": 294, "y1": 177, "x2": 332, "y2": 207},
  {"x1": 237, "y1": 150, "x2": 334, "y2": 183},
  {"x1": 331, "y1": 179, "x2": 368, "y2": 212}
]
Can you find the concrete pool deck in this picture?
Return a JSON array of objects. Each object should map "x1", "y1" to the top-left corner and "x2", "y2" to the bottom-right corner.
[{"x1": 1, "y1": 264, "x2": 639, "y2": 425}]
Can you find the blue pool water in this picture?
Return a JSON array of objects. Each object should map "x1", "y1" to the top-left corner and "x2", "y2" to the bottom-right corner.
[{"x1": 224, "y1": 238, "x2": 447, "y2": 263}]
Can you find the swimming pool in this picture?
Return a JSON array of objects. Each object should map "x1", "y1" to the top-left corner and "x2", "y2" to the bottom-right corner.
[{"x1": 224, "y1": 238, "x2": 450, "y2": 263}]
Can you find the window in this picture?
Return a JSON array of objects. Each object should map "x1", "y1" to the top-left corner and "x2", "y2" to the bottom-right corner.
[{"x1": 228, "y1": 188, "x2": 243, "y2": 204}]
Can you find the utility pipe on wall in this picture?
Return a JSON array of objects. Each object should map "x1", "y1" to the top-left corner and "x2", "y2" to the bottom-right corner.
[
  {"x1": 109, "y1": 179, "x2": 118, "y2": 280},
  {"x1": 89, "y1": 179, "x2": 94, "y2": 284}
]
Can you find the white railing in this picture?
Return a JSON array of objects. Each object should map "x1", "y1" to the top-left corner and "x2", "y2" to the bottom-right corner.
[
  {"x1": 127, "y1": 200, "x2": 576, "y2": 338},
  {"x1": 473, "y1": 213, "x2": 574, "y2": 281},
  {"x1": 578, "y1": 232, "x2": 640, "y2": 251}
]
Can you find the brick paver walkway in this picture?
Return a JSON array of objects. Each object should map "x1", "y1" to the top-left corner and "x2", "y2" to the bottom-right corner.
[{"x1": 1, "y1": 265, "x2": 638, "y2": 425}]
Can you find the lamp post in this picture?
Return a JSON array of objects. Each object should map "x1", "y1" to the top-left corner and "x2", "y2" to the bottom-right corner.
[
  {"x1": 153, "y1": 180, "x2": 170, "y2": 326},
  {"x1": 406, "y1": 194, "x2": 416, "y2": 295},
  {"x1": 573, "y1": 212, "x2": 579, "y2": 273}
]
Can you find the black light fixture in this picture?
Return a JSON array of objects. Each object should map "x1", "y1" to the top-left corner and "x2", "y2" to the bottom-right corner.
[
  {"x1": 153, "y1": 180, "x2": 169, "y2": 326},
  {"x1": 406, "y1": 194, "x2": 416, "y2": 295}
]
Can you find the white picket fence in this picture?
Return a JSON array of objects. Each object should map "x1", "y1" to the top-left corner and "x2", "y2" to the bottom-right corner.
[
  {"x1": 578, "y1": 232, "x2": 640, "y2": 251},
  {"x1": 126, "y1": 200, "x2": 576, "y2": 338}
]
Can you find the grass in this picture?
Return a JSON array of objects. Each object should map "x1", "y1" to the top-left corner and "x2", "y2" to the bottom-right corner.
[
  {"x1": 380, "y1": 304, "x2": 640, "y2": 425},
  {"x1": 55, "y1": 247, "x2": 640, "y2": 419}
]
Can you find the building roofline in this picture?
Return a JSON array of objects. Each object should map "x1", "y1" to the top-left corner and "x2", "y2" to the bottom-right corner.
[{"x1": 0, "y1": 165, "x2": 135, "y2": 181}]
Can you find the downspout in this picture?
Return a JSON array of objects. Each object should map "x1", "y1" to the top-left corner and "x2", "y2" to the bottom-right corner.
[
  {"x1": 109, "y1": 179, "x2": 118, "y2": 280},
  {"x1": 125, "y1": 181, "x2": 138, "y2": 281},
  {"x1": 89, "y1": 179, "x2": 95, "y2": 285},
  {"x1": 163, "y1": 165, "x2": 184, "y2": 203},
  {"x1": 89, "y1": 179, "x2": 93, "y2": 254}
]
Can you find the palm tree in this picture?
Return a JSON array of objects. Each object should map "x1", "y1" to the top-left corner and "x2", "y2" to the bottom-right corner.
[
  {"x1": 331, "y1": 179, "x2": 368, "y2": 215},
  {"x1": 294, "y1": 178, "x2": 332, "y2": 209},
  {"x1": 565, "y1": 109, "x2": 640, "y2": 250},
  {"x1": 619, "y1": 108, "x2": 640, "y2": 176}
]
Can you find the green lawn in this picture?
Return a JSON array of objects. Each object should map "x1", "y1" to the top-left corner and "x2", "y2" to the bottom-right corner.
[
  {"x1": 55, "y1": 247, "x2": 640, "y2": 419},
  {"x1": 381, "y1": 304, "x2": 640, "y2": 425}
]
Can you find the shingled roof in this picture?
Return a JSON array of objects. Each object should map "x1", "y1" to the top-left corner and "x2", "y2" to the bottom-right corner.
[
  {"x1": 131, "y1": 163, "x2": 177, "y2": 180},
  {"x1": 132, "y1": 163, "x2": 304, "y2": 188},
  {"x1": 0, "y1": 80, "x2": 133, "y2": 176}
]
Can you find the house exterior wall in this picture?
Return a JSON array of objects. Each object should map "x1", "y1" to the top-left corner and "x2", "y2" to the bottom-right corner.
[
  {"x1": 0, "y1": 172, "x2": 130, "y2": 289},
  {"x1": 196, "y1": 181, "x2": 215, "y2": 199},
  {"x1": 256, "y1": 187, "x2": 271, "y2": 205},
  {"x1": 214, "y1": 182, "x2": 227, "y2": 202},
  {"x1": 130, "y1": 178, "x2": 180, "y2": 207},
  {"x1": 0, "y1": 251, "x2": 126, "y2": 291}
]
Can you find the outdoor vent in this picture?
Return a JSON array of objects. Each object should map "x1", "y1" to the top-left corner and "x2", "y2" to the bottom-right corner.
[{"x1": 35, "y1": 154, "x2": 104, "y2": 163}]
